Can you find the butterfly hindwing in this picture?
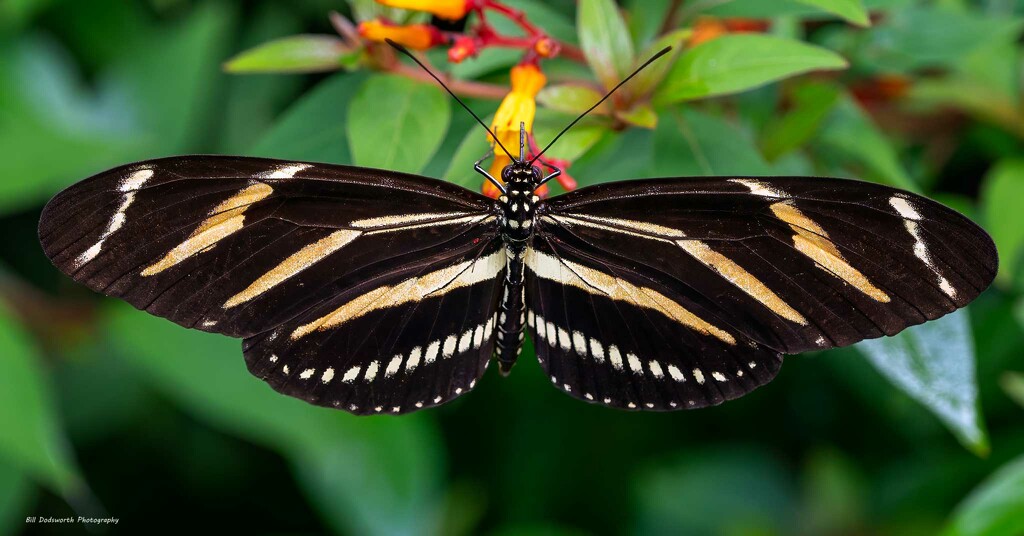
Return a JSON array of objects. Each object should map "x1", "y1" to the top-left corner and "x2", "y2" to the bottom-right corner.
[
  {"x1": 244, "y1": 240, "x2": 506, "y2": 414},
  {"x1": 524, "y1": 238, "x2": 783, "y2": 410}
]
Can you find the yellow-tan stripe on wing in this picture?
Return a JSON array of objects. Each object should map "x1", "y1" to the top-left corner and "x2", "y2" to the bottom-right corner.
[
  {"x1": 525, "y1": 248, "x2": 735, "y2": 344},
  {"x1": 349, "y1": 212, "x2": 475, "y2": 229},
  {"x1": 770, "y1": 201, "x2": 890, "y2": 302},
  {"x1": 223, "y1": 229, "x2": 362, "y2": 308},
  {"x1": 141, "y1": 183, "x2": 273, "y2": 276},
  {"x1": 676, "y1": 241, "x2": 807, "y2": 324},
  {"x1": 290, "y1": 249, "x2": 504, "y2": 340},
  {"x1": 546, "y1": 213, "x2": 807, "y2": 324}
]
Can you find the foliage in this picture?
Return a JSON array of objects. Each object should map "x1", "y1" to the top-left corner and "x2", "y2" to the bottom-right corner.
[{"x1": 1, "y1": 0, "x2": 1022, "y2": 534}]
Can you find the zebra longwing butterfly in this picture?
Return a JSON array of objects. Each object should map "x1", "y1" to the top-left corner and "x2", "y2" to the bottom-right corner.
[{"x1": 37, "y1": 46, "x2": 997, "y2": 415}]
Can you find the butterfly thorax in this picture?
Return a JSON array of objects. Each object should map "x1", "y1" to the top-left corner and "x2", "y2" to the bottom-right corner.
[
  {"x1": 497, "y1": 166, "x2": 541, "y2": 246},
  {"x1": 493, "y1": 164, "x2": 541, "y2": 374}
]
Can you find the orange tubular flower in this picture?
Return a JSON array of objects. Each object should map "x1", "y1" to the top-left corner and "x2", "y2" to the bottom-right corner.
[
  {"x1": 375, "y1": 0, "x2": 473, "y2": 21},
  {"x1": 358, "y1": 20, "x2": 444, "y2": 50},
  {"x1": 485, "y1": 63, "x2": 546, "y2": 197}
]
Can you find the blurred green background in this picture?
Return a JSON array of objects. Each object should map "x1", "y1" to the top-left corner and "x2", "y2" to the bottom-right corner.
[{"x1": 2, "y1": 0, "x2": 1024, "y2": 534}]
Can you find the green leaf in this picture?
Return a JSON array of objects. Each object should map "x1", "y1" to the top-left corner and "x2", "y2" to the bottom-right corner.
[
  {"x1": 761, "y1": 82, "x2": 841, "y2": 161},
  {"x1": 533, "y1": 111, "x2": 609, "y2": 163},
  {"x1": 105, "y1": 304, "x2": 444, "y2": 536},
  {"x1": 536, "y1": 84, "x2": 608, "y2": 115},
  {"x1": 248, "y1": 72, "x2": 367, "y2": 164},
  {"x1": 577, "y1": 0, "x2": 635, "y2": 89},
  {"x1": 0, "y1": 303, "x2": 83, "y2": 497},
  {"x1": 981, "y1": 159, "x2": 1024, "y2": 287},
  {"x1": 655, "y1": 34, "x2": 848, "y2": 104},
  {"x1": 856, "y1": 309, "x2": 989, "y2": 456},
  {"x1": 653, "y1": 107, "x2": 774, "y2": 177},
  {"x1": 224, "y1": 34, "x2": 353, "y2": 74},
  {"x1": 814, "y1": 93, "x2": 916, "y2": 190},
  {"x1": 942, "y1": 455, "x2": 1024, "y2": 536},
  {"x1": 794, "y1": 0, "x2": 870, "y2": 26},
  {"x1": 624, "y1": 29, "x2": 692, "y2": 100},
  {"x1": 444, "y1": 116, "x2": 494, "y2": 191},
  {"x1": 616, "y1": 103, "x2": 658, "y2": 129},
  {"x1": 348, "y1": 75, "x2": 451, "y2": 174}
]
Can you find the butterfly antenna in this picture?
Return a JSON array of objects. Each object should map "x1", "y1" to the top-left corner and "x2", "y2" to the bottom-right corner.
[
  {"x1": 530, "y1": 46, "x2": 672, "y2": 166},
  {"x1": 386, "y1": 39, "x2": 517, "y2": 162}
]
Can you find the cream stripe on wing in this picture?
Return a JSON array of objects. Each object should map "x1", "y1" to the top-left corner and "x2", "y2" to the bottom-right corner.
[
  {"x1": 676, "y1": 240, "x2": 807, "y2": 324},
  {"x1": 350, "y1": 212, "x2": 475, "y2": 229},
  {"x1": 223, "y1": 229, "x2": 362, "y2": 308},
  {"x1": 770, "y1": 201, "x2": 890, "y2": 303},
  {"x1": 291, "y1": 249, "x2": 504, "y2": 339},
  {"x1": 74, "y1": 168, "x2": 153, "y2": 269},
  {"x1": 546, "y1": 213, "x2": 806, "y2": 324},
  {"x1": 142, "y1": 183, "x2": 273, "y2": 276},
  {"x1": 525, "y1": 249, "x2": 735, "y2": 344}
]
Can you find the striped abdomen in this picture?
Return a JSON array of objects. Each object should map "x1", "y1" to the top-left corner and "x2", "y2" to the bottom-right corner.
[{"x1": 495, "y1": 250, "x2": 526, "y2": 374}]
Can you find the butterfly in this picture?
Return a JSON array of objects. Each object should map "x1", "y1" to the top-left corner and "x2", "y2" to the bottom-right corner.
[{"x1": 37, "y1": 45, "x2": 998, "y2": 415}]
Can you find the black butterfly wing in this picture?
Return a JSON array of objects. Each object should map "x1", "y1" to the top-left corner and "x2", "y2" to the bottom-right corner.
[
  {"x1": 529, "y1": 176, "x2": 996, "y2": 410},
  {"x1": 525, "y1": 238, "x2": 783, "y2": 410},
  {"x1": 39, "y1": 155, "x2": 504, "y2": 413},
  {"x1": 244, "y1": 238, "x2": 505, "y2": 414}
]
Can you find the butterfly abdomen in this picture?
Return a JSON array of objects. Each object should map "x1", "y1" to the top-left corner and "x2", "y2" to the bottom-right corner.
[{"x1": 495, "y1": 250, "x2": 526, "y2": 374}]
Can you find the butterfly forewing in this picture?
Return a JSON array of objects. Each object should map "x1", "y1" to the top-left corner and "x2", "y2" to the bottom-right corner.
[
  {"x1": 39, "y1": 155, "x2": 503, "y2": 413},
  {"x1": 524, "y1": 175, "x2": 996, "y2": 410}
]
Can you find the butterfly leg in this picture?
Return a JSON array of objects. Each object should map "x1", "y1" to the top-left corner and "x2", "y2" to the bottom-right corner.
[{"x1": 474, "y1": 148, "x2": 506, "y2": 195}]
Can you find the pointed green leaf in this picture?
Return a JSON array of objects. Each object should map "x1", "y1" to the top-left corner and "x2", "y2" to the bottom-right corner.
[
  {"x1": 348, "y1": 75, "x2": 451, "y2": 174},
  {"x1": 942, "y1": 455, "x2": 1024, "y2": 536},
  {"x1": 655, "y1": 34, "x2": 848, "y2": 104},
  {"x1": 537, "y1": 84, "x2": 608, "y2": 115},
  {"x1": 577, "y1": 0, "x2": 635, "y2": 89},
  {"x1": 224, "y1": 34, "x2": 353, "y2": 74},
  {"x1": 624, "y1": 29, "x2": 692, "y2": 100},
  {"x1": 795, "y1": 0, "x2": 870, "y2": 26},
  {"x1": 616, "y1": 103, "x2": 658, "y2": 129},
  {"x1": 0, "y1": 304, "x2": 83, "y2": 497},
  {"x1": 981, "y1": 159, "x2": 1024, "y2": 287},
  {"x1": 856, "y1": 309, "x2": 989, "y2": 456}
]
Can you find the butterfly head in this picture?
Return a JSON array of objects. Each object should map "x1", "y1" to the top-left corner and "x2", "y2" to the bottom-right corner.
[{"x1": 500, "y1": 161, "x2": 543, "y2": 189}]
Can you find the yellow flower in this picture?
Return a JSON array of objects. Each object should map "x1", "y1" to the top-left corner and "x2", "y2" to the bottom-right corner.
[
  {"x1": 489, "y1": 63, "x2": 546, "y2": 158},
  {"x1": 358, "y1": 20, "x2": 443, "y2": 50},
  {"x1": 375, "y1": 0, "x2": 472, "y2": 21}
]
